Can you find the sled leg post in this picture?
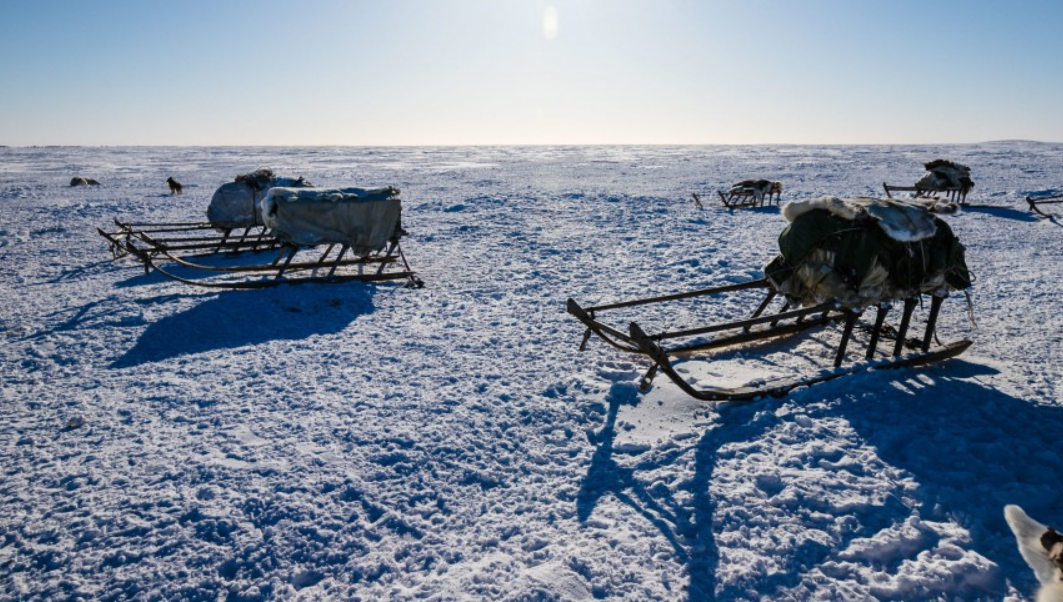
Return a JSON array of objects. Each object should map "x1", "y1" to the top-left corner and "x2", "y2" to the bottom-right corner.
[
  {"x1": 893, "y1": 297, "x2": 918, "y2": 356},
  {"x1": 865, "y1": 303, "x2": 890, "y2": 360},
  {"x1": 748, "y1": 289, "x2": 778, "y2": 326},
  {"x1": 214, "y1": 228, "x2": 232, "y2": 254},
  {"x1": 579, "y1": 328, "x2": 593, "y2": 352},
  {"x1": 639, "y1": 363, "x2": 659, "y2": 393},
  {"x1": 921, "y1": 294, "x2": 945, "y2": 352},
  {"x1": 270, "y1": 247, "x2": 290, "y2": 266},
  {"x1": 274, "y1": 248, "x2": 298, "y2": 279},
  {"x1": 834, "y1": 310, "x2": 858, "y2": 367},
  {"x1": 231, "y1": 227, "x2": 251, "y2": 252},
  {"x1": 770, "y1": 302, "x2": 791, "y2": 327},
  {"x1": 376, "y1": 240, "x2": 399, "y2": 275},
  {"x1": 325, "y1": 245, "x2": 348, "y2": 278}
]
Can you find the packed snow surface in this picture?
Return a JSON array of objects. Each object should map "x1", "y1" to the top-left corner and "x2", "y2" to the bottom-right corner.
[{"x1": 1, "y1": 143, "x2": 1062, "y2": 600}]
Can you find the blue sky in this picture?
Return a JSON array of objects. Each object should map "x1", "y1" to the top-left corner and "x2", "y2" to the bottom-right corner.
[{"x1": 1, "y1": 0, "x2": 1061, "y2": 145}]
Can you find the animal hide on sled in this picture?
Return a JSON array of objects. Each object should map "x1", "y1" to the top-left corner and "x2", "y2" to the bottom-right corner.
[
  {"x1": 206, "y1": 168, "x2": 314, "y2": 230},
  {"x1": 764, "y1": 196, "x2": 971, "y2": 308},
  {"x1": 916, "y1": 159, "x2": 975, "y2": 194},
  {"x1": 261, "y1": 187, "x2": 402, "y2": 255}
]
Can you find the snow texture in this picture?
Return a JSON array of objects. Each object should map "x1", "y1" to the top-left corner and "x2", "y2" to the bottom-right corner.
[{"x1": 1, "y1": 143, "x2": 1063, "y2": 600}]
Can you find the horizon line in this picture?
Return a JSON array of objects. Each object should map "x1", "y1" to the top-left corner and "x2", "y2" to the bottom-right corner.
[{"x1": 2, "y1": 139, "x2": 1059, "y2": 149}]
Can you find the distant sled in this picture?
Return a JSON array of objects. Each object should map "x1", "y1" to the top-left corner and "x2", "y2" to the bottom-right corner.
[
  {"x1": 707, "y1": 179, "x2": 783, "y2": 208},
  {"x1": 568, "y1": 197, "x2": 973, "y2": 403},
  {"x1": 884, "y1": 159, "x2": 975, "y2": 210},
  {"x1": 99, "y1": 170, "x2": 422, "y2": 289}
]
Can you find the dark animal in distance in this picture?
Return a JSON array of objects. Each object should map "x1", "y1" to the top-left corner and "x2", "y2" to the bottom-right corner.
[
  {"x1": 167, "y1": 177, "x2": 183, "y2": 195},
  {"x1": 70, "y1": 177, "x2": 100, "y2": 187}
]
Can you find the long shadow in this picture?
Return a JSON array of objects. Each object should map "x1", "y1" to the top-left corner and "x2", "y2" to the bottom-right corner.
[
  {"x1": 956, "y1": 204, "x2": 1041, "y2": 222},
  {"x1": 821, "y1": 361, "x2": 1063, "y2": 597},
  {"x1": 110, "y1": 285, "x2": 375, "y2": 368},
  {"x1": 578, "y1": 359, "x2": 1063, "y2": 600},
  {"x1": 577, "y1": 383, "x2": 776, "y2": 602}
]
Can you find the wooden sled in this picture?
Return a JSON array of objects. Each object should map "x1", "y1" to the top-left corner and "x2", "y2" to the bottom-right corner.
[
  {"x1": 104, "y1": 186, "x2": 423, "y2": 289},
  {"x1": 568, "y1": 278, "x2": 971, "y2": 403},
  {"x1": 715, "y1": 180, "x2": 782, "y2": 208},
  {"x1": 883, "y1": 182, "x2": 969, "y2": 205},
  {"x1": 98, "y1": 218, "x2": 280, "y2": 269},
  {"x1": 1026, "y1": 194, "x2": 1063, "y2": 218}
]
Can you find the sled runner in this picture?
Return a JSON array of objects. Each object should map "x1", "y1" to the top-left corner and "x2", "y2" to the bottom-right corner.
[
  {"x1": 143, "y1": 186, "x2": 422, "y2": 289},
  {"x1": 884, "y1": 159, "x2": 975, "y2": 207},
  {"x1": 714, "y1": 179, "x2": 783, "y2": 208},
  {"x1": 568, "y1": 197, "x2": 973, "y2": 403},
  {"x1": 98, "y1": 168, "x2": 311, "y2": 265},
  {"x1": 1026, "y1": 194, "x2": 1063, "y2": 218}
]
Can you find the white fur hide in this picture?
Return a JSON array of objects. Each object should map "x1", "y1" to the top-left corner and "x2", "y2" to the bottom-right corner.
[
  {"x1": 1005, "y1": 505, "x2": 1063, "y2": 602},
  {"x1": 782, "y1": 196, "x2": 938, "y2": 242}
]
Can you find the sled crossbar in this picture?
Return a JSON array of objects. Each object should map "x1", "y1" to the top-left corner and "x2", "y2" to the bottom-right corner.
[{"x1": 884, "y1": 183, "x2": 968, "y2": 204}]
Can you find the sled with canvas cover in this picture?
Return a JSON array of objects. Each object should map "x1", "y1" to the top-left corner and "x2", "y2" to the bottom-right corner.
[
  {"x1": 97, "y1": 168, "x2": 312, "y2": 266},
  {"x1": 702, "y1": 179, "x2": 783, "y2": 209},
  {"x1": 568, "y1": 197, "x2": 973, "y2": 403},
  {"x1": 143, "y1": 186, "x2": 423, "y2": 289},
  {"x1": 883, "y1": 159, "x2": 974, "y2": 208},
  {"x1": 1026, "y1": 193, "x2": 1063, "y2": 218}
]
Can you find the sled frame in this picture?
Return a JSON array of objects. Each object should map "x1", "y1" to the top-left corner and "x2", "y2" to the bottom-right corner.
[
  {"x1": 716, "y1": 188, "x2": 781, "y2": 208},
  {"x1": 1026, "y1": 194, "x2": 1063, "y2": 218},
  {"x1": 883, "y1": 183, "x2": 969, "y2": 205},
  {"x1": 144, "y1": 235, "x2": 424, "y2": 289},
  {"x1": 568, "y1": 279, "x2": 971, "y2": 402},
  {"x1": 98, "y1": 218, "x2": 281, "y2": 264}
]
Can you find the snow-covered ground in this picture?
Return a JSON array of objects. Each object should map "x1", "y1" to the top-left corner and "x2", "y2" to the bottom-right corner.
[{"x1": 1, "y1": 143, "x2": 1062, "y2": 601}]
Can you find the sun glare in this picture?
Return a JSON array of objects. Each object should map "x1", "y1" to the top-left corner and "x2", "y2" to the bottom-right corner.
[{"x1": 543, "y1": 6, "x2": 559, "y2": 41}]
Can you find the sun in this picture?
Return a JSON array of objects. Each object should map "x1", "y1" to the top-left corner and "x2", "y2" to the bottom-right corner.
[{"x1": 543, "y1": 5, "x2": 559, "y2": 41}]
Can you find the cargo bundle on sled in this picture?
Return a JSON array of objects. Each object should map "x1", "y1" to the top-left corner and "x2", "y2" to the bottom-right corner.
[
  {"x1": 884, "y1": 159, "x2": 975, "y2": 210},
  {"x1": 98, "y1": 168, "x2": 312, "y2": 265},
  {"x1": 567, "y1": 197, "x2": 973, "y2": 403},
  {"x1": 140, "y1": 186, "x2": 422, "y2": 289}
]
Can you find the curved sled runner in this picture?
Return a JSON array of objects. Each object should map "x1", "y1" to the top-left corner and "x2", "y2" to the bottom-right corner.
[
  {"x1": 568, "y1": 279, "x2": 971, "y2": 403},
  {"x1": 1026, "y1": 194, "x2": 1063, "y2": 218}
]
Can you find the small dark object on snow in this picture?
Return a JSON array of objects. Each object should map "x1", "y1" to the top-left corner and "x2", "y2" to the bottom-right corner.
[
  {"x1": 70, "y1": 176, "x2": 100, "y2": 187},
  {"x1": 167, "y1": 177, "x2": 183, "y2": 195}
]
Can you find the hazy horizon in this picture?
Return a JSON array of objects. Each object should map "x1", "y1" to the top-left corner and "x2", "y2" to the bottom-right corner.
[{"x1": 3, "y1": 0, "x2": 1062, "y2": 146}]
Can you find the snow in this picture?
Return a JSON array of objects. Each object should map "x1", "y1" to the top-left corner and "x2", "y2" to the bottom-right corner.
[{"x1": 1, "y1": 142, "x2": 1062, "y2": 600}]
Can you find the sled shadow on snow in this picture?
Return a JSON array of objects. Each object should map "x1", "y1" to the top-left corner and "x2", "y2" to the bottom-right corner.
[
  {"x1": 578, "y1": 360, "x2": 1063, "y2": 601},
  {"x1": 110, "y1": 285, "x2": 376, "y2": 368},
  {"x1": 956, "y1": 204, "x2": 1041, "y2": 223}
]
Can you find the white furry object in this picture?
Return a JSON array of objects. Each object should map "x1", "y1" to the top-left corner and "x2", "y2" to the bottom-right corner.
[
  {"x1": 1005, "y1": 505, "x2": 1063, "y2": 602},
  {"x1": 781, "y1": 196, "x2": 938, "y2": 242}
]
